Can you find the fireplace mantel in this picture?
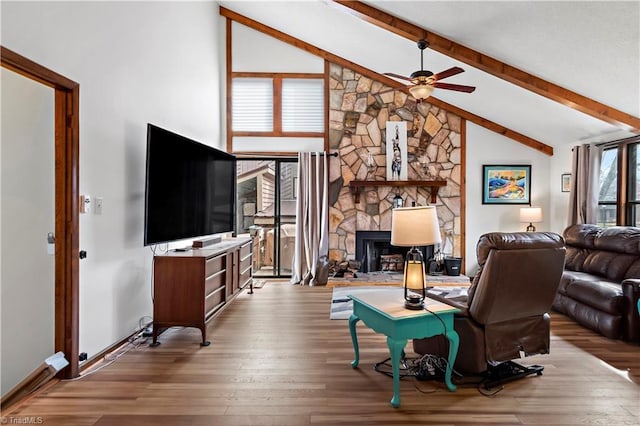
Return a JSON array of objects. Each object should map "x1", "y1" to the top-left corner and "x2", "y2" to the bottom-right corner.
[{"x1": 348, "y1": 180, "x2": 447, "y2": 204}]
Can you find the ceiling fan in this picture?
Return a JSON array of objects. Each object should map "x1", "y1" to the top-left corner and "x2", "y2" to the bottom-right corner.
[{"x1": 384, "y1": 39, "x2": 476, "y2": 101}]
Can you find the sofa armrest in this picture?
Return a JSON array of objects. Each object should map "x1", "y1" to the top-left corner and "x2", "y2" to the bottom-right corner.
[{"x1": 622, "y1": 279, "x2": 640, "y2": 343}]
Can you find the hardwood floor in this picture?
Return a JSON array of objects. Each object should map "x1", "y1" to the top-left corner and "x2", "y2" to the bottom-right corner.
[{"x1": 5, "y1": 282, "x2": 639, "y2": 425}]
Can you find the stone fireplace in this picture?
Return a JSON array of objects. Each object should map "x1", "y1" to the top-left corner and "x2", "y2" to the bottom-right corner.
[{"x1": 327, "y1": 63, "x2": 463, "y2": 264}]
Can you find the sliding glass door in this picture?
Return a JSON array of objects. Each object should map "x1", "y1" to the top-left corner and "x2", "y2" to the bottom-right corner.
[{"x1": 236, "y1": 159, "x2": 298, "y2": 278}]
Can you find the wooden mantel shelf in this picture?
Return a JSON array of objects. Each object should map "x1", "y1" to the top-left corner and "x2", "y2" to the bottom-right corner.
[{"x1": 348, "y1": 180, "x2": 447, "y2": 204}]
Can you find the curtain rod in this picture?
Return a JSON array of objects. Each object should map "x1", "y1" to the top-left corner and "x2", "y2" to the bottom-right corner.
[
  {"x1": 309, "y1": 152, "x2": 338, "y2": 157},
  {"x1": 595, "y1": 134, "x2": 640, "y2": 147}
]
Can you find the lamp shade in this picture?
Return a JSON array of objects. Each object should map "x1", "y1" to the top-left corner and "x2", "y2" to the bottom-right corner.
[
  {"x1": 391, "y1": 205, "x2": 442, "y2": 247},
  {"x1": 408, "y1": 84, "x2": 434, "y2": 101},
  {"x1": 520, "y1": 207, "x2": 543, "y2": 223}
]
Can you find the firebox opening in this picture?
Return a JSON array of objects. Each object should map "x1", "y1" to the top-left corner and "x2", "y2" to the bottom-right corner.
[{"x1": 355, "y1": 231, "x2": 434, "y2": 273}]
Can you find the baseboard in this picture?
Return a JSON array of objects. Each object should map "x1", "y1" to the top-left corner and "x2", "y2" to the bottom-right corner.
[{"x1": 80, "y1": 322, "x2": 153, "y2": 373}]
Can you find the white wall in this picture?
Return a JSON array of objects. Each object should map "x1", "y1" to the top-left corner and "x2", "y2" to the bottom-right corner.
[
  {"x1": 1, "y1": 68, "x2": 55, "y2": 395},
  {"x1": 232, "y1": 22, "x2": 323, "y2": 73},
  {"x1": 1, "y1": 1, "x2": 223, "y2": 361},
  {"x1": 549, "y1": 144, "x2": 573, "y2": 234},
  {"x1": 465, "y1": 123, "x2": 554, "y2": 275}
]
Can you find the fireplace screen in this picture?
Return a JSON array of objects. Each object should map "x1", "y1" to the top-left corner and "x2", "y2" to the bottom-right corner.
[{"x1": 355, "y1": 231, "x2": 433, "y2": 273}]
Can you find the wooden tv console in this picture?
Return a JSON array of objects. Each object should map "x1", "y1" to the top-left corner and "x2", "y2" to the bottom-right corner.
[{"x1": 151, "y1": 237, "x2": 253, "y2": 346}]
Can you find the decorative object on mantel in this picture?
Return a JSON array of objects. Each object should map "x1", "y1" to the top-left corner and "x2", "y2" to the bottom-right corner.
[
  {"x1": 482, "y1": 165, "x2": 531, "y2": 204},
  {"x1": 520, "y1": 206, "x2": 542, "y2": 232},
  {"x1": 392, "y1": 192, "x2": 404, "y2": 209},
  {"x1": 365, "y1": 150, "x2": 376, "y2": 179},
  {"x1": 348, "y1": 179, "x2": 446, "y2": 204},
  {"x1": 391, "y1": 205, "x2": 442, "y2": 310},
  {"x1": 386, "y1": 121, "x2": 408, "y2": 181}
]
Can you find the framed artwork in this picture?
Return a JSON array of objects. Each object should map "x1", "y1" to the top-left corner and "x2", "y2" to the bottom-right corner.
[
  {"x1": 561, "y1": 173, "x2": 571, "y2": 192},
  {"x1": 386, "y1": 121, "x2": 407, "y2": 181},
  {"x1": 482, "y1": 165, "x2": 531, "y2": 204}
]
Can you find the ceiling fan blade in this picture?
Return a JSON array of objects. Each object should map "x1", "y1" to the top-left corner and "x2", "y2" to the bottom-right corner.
[
  {"x1": 383, "y1": 72, "x2": 414, "y2": 83},
  {"x1": 433, "y1": 82, "x2": 476, "y2": 93},
  {"x1": 433, "y1": 66, "x2": 464, "y2": 81}
]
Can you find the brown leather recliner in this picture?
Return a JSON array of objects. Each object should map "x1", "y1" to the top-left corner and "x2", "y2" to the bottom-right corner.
[{"x1": 413, "y1": 232, "x2": 566, "y2": 386}]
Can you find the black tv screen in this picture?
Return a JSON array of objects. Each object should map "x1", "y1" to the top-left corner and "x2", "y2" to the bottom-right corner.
[{"x1": 144, "y1": 124, "x2": 236, "y2": 246}]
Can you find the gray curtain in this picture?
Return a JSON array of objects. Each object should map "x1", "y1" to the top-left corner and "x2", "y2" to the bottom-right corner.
[
  {"x1": 568, "y1": 143, "x2": 601, "y2": 226},
  {"x1": 290, "y1": 152, "x2": 329, "y2": 286}
]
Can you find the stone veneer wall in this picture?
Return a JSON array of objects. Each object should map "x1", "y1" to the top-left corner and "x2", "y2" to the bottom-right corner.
[{"x1": 327, "y1": 63, "x2": 463, "y2": 263}]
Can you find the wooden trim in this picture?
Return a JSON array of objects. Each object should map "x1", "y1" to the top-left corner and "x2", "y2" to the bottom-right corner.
[
  {"x1": 1, "y1": 46, "x2": 80, "y2": 380},
  {"x1": 618, "y1": 143, "x2": 628, "y2": 225},
  {"x1": 226, "y1": 18, "x2": 233, "y2": 153},
  {"x1": 1, "y1": 46, "x2": 77, "y2": 90},
  {"x1": 232, "y1": 131, "x2": 324, "y2": 137},
  {"x1": 348, "y1": 180, "x2": 446, "y2": 204},
  {"x1": 234, "y1": 152, "x2": 298, "y2": 158},
  {"x1": 273, "y1": 77, "x2": 282, "y2": 134},
  {"x1": 324, "y1": 60, "x2": 330, "y2": 153},
  {"x1": 328, "y1": 0, "x2": 640, "y2": 132},
  {"x1": 79, "y1": 322, "x2": 152, "y2": 373},
  {"x1": 232, "y1": 72, "x2": 323, "y2": 78},
  {"x1": 219, "y1": 6, "x2": 554, "y2": 156},
  {"x1": 460, "y1": 119, "x2": 466, "y2": 274}
]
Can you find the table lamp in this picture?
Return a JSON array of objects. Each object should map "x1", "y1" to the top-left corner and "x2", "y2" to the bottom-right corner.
[
  {"x1": 391, "y1": 205, "x2": 442, "y2": 310},
  {"x1": 520, "y1": 206, "x2": 542, "y2": 232}
]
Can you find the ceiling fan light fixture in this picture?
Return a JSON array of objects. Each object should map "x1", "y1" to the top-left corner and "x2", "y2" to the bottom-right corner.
[{"x1": 409, "y1": 83, "x2": 434, "y2": 102}]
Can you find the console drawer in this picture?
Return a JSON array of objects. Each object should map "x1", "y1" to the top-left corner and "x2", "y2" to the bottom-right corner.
[
  {"x1": 205, "y1": 269, "x2": 225, "y2": 296},
  {"x1": 205, "y1": 286, "x2": 225, "y2": 317},
  {"x1": 205, "y1": 254, "x2": 225, "y2": 277},
  {"x1": 240, "y1": 242, "x2": 252, "y2": 259}
]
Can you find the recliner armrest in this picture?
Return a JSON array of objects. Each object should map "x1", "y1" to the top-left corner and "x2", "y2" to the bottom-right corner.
[{"x1": 426, "y1": 293, "x2": 469, "y2": 316}]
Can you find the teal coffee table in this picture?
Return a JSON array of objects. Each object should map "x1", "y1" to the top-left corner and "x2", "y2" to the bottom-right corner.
[{"x1": 348, "y1": 288, "x2": 460, "y2": 408}]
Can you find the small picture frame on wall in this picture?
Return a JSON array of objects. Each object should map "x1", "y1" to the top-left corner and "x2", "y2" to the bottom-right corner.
[
  {"x1": 561, "y1": 173, "x2": 571, "y2": 192},
  {"x1": 482, "y1": 165, "x2": 531, "y2": 204}
]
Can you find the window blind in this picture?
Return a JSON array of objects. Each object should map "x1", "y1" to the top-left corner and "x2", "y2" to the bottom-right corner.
[
  {"x1": 231, "y1": 78, "x2": 273, "y2": 132},
  {"x1": 282, "y1": 79, "x2": 324, "y2": 132}
]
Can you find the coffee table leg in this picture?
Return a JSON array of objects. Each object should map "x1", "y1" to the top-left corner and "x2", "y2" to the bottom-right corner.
[
  {"x1": 349, "y1": 314, "x2": 360, "y2": 368},
  {"x1": 387, "y1": 336, "x2": 406, "y2": 408},
  {"x1": 444, "y1": 329, "x2": 459, "y2": 392}
]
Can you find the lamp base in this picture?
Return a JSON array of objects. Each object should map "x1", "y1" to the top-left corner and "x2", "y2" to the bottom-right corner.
[
  {"x1": 404, "y1": 294, "x2": 425, "y2": 310},
  {"x1": 526, "y1": 223, "x2": 536, "y2": 232}
]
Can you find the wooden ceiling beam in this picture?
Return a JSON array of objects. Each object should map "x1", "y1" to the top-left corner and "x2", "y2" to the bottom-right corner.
[
  {"x1": 328, "y1": 0, "x2": 640, "y2": 132},
  {"x1": 220, "y1": 6, "x2": 553, "y2": 156}
]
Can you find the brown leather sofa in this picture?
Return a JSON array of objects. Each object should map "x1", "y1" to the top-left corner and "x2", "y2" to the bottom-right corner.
[
  {"x1": 413, "y1": 232, "x2": 566, "y2": 383},
  {"x1": 552, "y1": 224, "x2": 640, "y2": 343}
]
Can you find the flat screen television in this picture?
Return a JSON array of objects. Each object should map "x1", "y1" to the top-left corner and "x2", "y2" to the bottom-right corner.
[{"x1": 144, "y1": 124, "x2": 236, "y2": 246}]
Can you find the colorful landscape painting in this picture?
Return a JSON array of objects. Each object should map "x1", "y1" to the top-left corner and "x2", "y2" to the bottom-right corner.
[{"x1": 482, "y1": 165, "x2": 531, "y2": 204}]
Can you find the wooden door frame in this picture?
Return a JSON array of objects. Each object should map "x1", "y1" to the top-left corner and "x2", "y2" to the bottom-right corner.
[{"x1": 1, "y1": 46, "x2": 80, "y2": 379}]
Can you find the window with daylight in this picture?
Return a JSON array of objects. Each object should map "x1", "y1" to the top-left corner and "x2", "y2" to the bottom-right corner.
[
  {"x1": 231, "y1": 75, "x2": 324, "y2": 136},
  {"x1": 597, "y1": 137, "x2": 640, "y2": 227},
  {"x1": 231, "y1": 78, "x2": 273, "y2": 132},
  {"x1": 281, "y1": 79, "x2": 324, "y2": 132}
]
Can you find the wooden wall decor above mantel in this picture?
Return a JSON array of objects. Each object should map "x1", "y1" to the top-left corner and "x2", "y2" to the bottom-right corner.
[{"x1": 349, "y1": 180, "x2": 447, "y2": 204}]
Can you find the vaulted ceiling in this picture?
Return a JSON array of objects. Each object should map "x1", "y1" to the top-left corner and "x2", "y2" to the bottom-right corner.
[{"x1": 219, "y1": 0, "x2": 639, "y2": 154}]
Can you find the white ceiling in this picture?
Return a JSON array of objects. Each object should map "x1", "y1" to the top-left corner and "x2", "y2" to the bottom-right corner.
[{"x1": 219, "y1": 0, "x2": 640, "y2": 149}]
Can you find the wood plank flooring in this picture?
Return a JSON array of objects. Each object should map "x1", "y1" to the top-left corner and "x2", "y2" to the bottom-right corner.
[{"x1": 4, "y1": 282, "x2": 639, "y2": 425}]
